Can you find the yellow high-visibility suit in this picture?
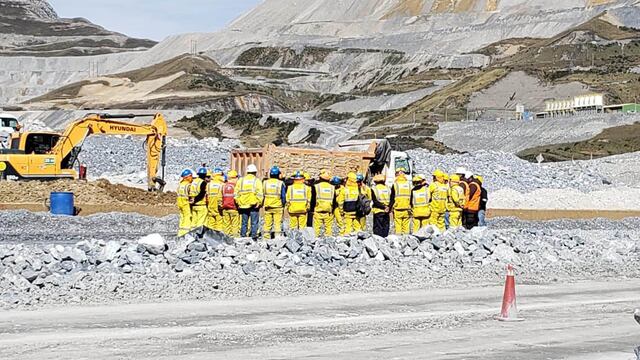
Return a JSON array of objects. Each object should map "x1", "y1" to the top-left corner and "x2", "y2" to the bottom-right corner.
[
  {"x1": 286, "y1": 181, "x2": 311, "y2": 230},
  {"x1": 448, "y1": 182, "x2": 466, "y2": 229},
  {"x1": 313, "y1": 180, "x2": 335, "y2": 237},
  {"x1": 392, "y1": 176, "x2": 412, "y2": 235},
  {"x1": 234, "y1": 174, "x2": 264, "y2": 209},
  {"x1": 206, "y1": 175, "x2": 224, "y2": 231},
  {"x1": 189, "y1": 177, "x2": 208, "y2": 229},
  {"x1": 429, "y1": 180, "x2": 450, "y2": 232},
  {"x1": 411, "y1": 184, "x2": 431, "y2": 233},
  {"x1": 176, "y1": 179, "x2": 192, "y2": 236},
  {"x1": 338, "y1": 180, "x2": 360, "y2": 234},
  {"x1": 334, "y1": 185, "x2": 345, "y2": 235},
  {"x1": 263, "y1": 177, "x2": 285, "y2": 239}
]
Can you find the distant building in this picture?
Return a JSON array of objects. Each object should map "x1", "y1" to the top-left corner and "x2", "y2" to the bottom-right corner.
[{"x1": 539, "y1": 93, "x2": 605, "y2": 118}]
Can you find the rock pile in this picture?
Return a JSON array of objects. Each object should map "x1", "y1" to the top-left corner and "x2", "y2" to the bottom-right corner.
[{"x1": 2, "y1": 210, "x2": 639, "y2": 308}]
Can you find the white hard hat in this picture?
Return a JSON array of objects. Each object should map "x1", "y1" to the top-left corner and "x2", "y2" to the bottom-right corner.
[
  {"x1": 246, "y1": 164, "x2": 258, "y2": 173},
  {"x1": 455, "y1": 167, "x2": 467, "y2": 175},
  {"x1": 465, "y1": 171, "x2": 474, "y2": 179}
]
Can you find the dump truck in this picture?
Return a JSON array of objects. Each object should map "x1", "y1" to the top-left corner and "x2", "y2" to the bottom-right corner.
[
  {"x1": 230, "y1": 139, "x2": 412, "y2": 187},
  {"x1": 0, "y1": 113, "x2": 167, "y2": 191}
]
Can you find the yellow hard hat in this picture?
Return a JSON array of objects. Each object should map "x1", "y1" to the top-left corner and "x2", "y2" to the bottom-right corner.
[
  {"x1": 206, "y1": 169, "x2": 213, "y2": 178},
  {"x1": 373, "y1": 174, "x2": 385, "y2": 183},
  {"x1": 443, "y1": 173, "x2": 449, "y2": 181},
  {"x1": 227, "y1": 170, "x2": 238, "y2": 179},
  {"x1": 433, "y1": 169, "x2": 445, "y2": 178},
  {"x1": 450, "y1": 174, "x2": 461, "y2": 182},
  {"x1": 396, "y1": 167, "x2": 406, "y2": 174},
  {"x1": 319, "y1": 169, "x2": 331, "y2": 181},
  {"x1": 413, "y1": 174, "x2": 425, "y2": 182},
  {"x1": 347, "y1": 172, "x2": 357, "y2": 182},
  {"x1": 303, "y1": 172, "x2": 311, "y2": 180},
  {"x1": 476, "y1": 175, "x2": 484, "y2": 184}
]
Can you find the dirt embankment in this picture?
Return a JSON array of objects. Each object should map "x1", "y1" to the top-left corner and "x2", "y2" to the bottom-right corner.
[{"x1": 0, "y1": 179, "x2": 177, "y2": 216}]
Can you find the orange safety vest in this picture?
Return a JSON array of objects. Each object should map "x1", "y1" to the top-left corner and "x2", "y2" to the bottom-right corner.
[{"x1": 465, "y1": 181, "x2": 481, "y2": 212}]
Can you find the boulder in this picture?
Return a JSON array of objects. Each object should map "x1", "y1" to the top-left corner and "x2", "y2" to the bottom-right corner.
[{"x1": 137, "y1": 234, "x2": 167, "y2": 255}]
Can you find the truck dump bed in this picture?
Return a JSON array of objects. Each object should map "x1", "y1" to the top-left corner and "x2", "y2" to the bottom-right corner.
[{"x1": 231, "y1": 143, "x2": 378, "y2": 178}]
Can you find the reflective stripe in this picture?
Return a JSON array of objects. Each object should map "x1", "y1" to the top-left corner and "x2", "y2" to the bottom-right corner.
[
  {"x1": 290, "y1": 188, "x2": 308, "y2": 202},
  {"x1": 207, "y1": 182, "x2": 223, "y2": 199},
  {"x1": 238, "y1": 178, "x2": 257, "y2": 194},
  {"x1": 315, "y1": 183, "x2": 335, "y2": 201},
  {"x1": 263, "y1": 179, "x2": 282, "y2": 196},
  {"x1": 344, "y1": 187, "x2": 359, "y2": 202},
  {"x1": 432, "y1": 184, "x2": 449, "y2": 201},
  {"x1": 412, "y1": 187, "x2": 429, "y2": 206},
  {"x1": 373, "y1": 185, "x2": 390, "y2": 204},
  {"x1": 394, "y1": 182, "x2": 411, "y2": 198},
  {"x1": 177, "y1": 183, "x2": 190, "y2": 198}
]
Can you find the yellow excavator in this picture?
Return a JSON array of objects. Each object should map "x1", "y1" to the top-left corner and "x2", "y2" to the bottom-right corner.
[{"x1": 0, "y1": 113, "x2": 168, "y2": 191}]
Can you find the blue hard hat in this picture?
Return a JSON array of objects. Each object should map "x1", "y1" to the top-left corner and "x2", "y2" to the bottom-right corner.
[
  {"x1": 213, "y1": 167, "x2": 223, "y2": 175},
  {"x1": 356, "y1": 174, "x2": 365, "y2": 182},
  {"x1": 197, "y1": 167, "x2": 208, "y2": 176},
  {"x1": 292, "y1": 171, "x2": 304, "y2": 180},
  {"x1": 330, "y1": 176, "x2": 341, "y2": 185},
  {"x1": 181, "y1": 169, "x2": 193, "y2": 178},
  {"x1": 270, "y1": 166, "x2": 281, "y2": 176}
]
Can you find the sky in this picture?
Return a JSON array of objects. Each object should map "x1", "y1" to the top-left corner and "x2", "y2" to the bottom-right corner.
[{"x1": 48, "y1": 0, "x2": 262, "y2": 41}]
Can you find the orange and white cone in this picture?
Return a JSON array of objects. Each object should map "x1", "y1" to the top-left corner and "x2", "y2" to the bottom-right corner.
[{"x1": 497, "y1": 264, "x2": 524, "y2": 322}]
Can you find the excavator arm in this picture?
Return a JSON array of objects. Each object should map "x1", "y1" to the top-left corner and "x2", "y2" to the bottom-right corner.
[{"x1": 51, "y1": 113, "x2": 168, "y2": 191}]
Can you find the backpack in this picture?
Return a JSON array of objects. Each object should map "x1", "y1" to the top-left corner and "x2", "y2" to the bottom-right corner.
[
  {"x1": 356, "y1": 189, "x2": 372, "y2": 217},
  {"x1": 222, "y1": 183, "x2": 236, "y2": 210}
]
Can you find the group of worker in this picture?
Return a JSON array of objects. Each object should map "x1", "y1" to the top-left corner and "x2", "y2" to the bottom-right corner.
[{"x1": 176, "y1": 164, "x2": 488, "y2": 239}]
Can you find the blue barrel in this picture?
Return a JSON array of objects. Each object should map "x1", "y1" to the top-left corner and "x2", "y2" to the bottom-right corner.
[{"x1": 50, "y1": 192, "x2": 75, "y2": 216}]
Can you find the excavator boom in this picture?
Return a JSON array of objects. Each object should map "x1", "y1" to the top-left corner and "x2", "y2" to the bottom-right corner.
[{"x1": 0, "y1": 113, "x2": 168, "y2": 191}]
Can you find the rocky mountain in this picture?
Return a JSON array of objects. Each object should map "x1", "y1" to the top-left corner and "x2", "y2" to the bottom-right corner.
[{"x1": 0, "y1": 0, "x2": 156, "y2": 56}]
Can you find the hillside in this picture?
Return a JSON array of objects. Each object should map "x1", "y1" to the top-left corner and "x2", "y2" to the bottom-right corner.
[{"x1": 0, "y1": 0, "x2": 156, "y2": 56}]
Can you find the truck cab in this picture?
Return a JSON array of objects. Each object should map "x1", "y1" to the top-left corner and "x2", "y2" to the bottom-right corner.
[
  {"x1": 0, "y1": 131, "x2": 74, "y2": 179},
  {"x1": 386, "y1": 150, "x2": 413, "y2": 188},
  {"x1": 0, "y1": 113, "x2": 20, "y2": 148}
]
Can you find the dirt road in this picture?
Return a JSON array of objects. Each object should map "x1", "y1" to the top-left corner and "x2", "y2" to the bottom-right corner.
[{"x1": 2, "y1": 280, "x2": 638, "y2": 359}]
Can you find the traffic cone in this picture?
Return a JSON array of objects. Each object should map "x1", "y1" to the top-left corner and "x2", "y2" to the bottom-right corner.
[{"x1": 497, "y1": 264, "x2": 523, "y2": 322}]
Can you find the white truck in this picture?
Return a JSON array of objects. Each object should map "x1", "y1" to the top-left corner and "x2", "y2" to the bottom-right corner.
[{"x1": 0, "y1": 113, "x2": 20, "y2": 148}]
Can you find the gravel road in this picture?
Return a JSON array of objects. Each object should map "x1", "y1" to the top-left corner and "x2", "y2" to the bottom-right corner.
[{"x1": 2, "y1": 280, "x2": 638, "y2": 359}]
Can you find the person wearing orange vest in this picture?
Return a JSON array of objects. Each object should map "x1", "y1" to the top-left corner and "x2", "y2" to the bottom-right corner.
[
  {"x1": 371, "y1": 174, "x2": 391, "y2": 237},
  {"x1": 390, "y1": 168, "x2": 411, "y2": 235},
  {"x1": 463, "y1": 173, "x2": 482, "y2": 230},
  {"x1": 176, "y1": 169, "x2": 194, "y2": 237},
  {"x1": 286, "y1": 171, "x2": 312, "y2": 230},
  {"x1": 206, "y1": 168, "x2": 225, "y2": 232},
  {"x1": 235, "y1": 164, "x2": 264, "y2": 239},
  {"x1": 312, "y1": 169, "x2": 336, "y2": 237},
  {"x1": 411, "y1": 174, "x2": 430, "y2": 233},
  {"x1": 222, "y1": 170, "x2": 240, "y2": 237},
  {"x1": 263, "y1": 166, "x2": 286, "y2": 240},
  {"x1": 447, "y1": 174, "x2": 466, "y2": 229},
  {"x1": 428, "y1": 169, "x2": 449, "y2": 232},
  {"x1": 189, "y1": 167, "x2": 209, "y2": 229}
]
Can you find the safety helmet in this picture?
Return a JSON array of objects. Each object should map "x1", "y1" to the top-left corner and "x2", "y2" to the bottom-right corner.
[
  {"x1": 270, "y1": 166, "x2": 281, "y2": 177},
  {"x1": 293, "y1": 171, "x2": 304, "y2": 180},
  {"x1": 433, "y1": 169, "x2": 445, "y2": 178},
  {"x1": 347, "y1": 172, "x2": 357, "y2": 182},
  {"x1": 465, "y1": 171, "x2": 474, "y2": 180},
  {"x1": 330, "y1": 176, "x2": 342, "y2": 185},
  {"x1": 373, "y1": 174, "x2": 385, "y2": 183},
  {"x1": 455, "y1": 167, "x2": 467, "y2": 175},
  {"x1": 413, "y1": 174, "x2": 425, "y2": 183},
  {"x1": 197, "y1": 167, "x2": 208, "y2": 176},
  {"x1": 443, "y1": 173, "x2": 449, "y2": 182},
  {"x1": 356, "y1": 173, "x2": 365, "y2": 183},
  {"x1": 227, "y1": 170, "x2": 238, "y2": 179},
  {"x1": 450, "y1": 174, "x2": 461, "y2": 182},
  {"x1": 396, "y1": 167, "x2": 406, "y2": 175},
  {"x1": 206, "y1": 169, "x2": 213, "y2": 178},
  {"x1": 213, "y1": 167, "x2": 224, "y2": 175},
  {"x1": 303, "y1": 172, "x2": 311, "y2": 181},
  {"x1": 319, "y1": 169, "x2": 331, "y2": 181},
  {"x1": 246, "y1": 164, "x2": 258, "y2": 173},
  {"x1": 476, "y1": 175, "x2": 484, "y2": 184},
  {"x1": 181, "y1": 169, "x2": 193, "y2": 178}
]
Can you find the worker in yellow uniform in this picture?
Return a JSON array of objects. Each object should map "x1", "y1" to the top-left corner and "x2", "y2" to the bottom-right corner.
[
  {"x1": 390, "y1": 168, "x2": 412, "y2": 235},
  {"x1": 205, "y1": 168, "x2": 225, "y2": 231},
  {"x1": 356, "y1": 173, "x2": 372, "y2": 231},
  {"x1": 286, "y1": 171, "x2": 312, "y2": 230},
  {"x1": 336, "y1": 172, "x2": 360, "y2": 234},
  {"x1": 428, "y1": 169, "x2": 449, "y2": 232},
  {"x1": 313, "y1": 169, "x2": 336, "y2": 237},
  {"x1": 447, "y1": 174, "x2": 466, "y2": 229},
  {"x1": 331, "y1": 176, "x2": 345, "y2": 235},
  {"x1": 235, "y1": 164, "x2": 264, "y2": 239},
  {"x1": 411, "y1": 174, "x2": 431, "y2": 233},
  {"x1": 177, "y1": 169, "x2": 194, "y2": 236},
  {"x1": 189, "y1": 167, "x2": 209, "y2": 229},
  {"x1": 222, "y1": 170, "x2": 240, "y2": 237},
  {"x1": 263, "y1": 166, "x2": 286, "y2": 240},
  {"x1": 371, "y1": 174, "x2": 391, "y2": 237}
]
